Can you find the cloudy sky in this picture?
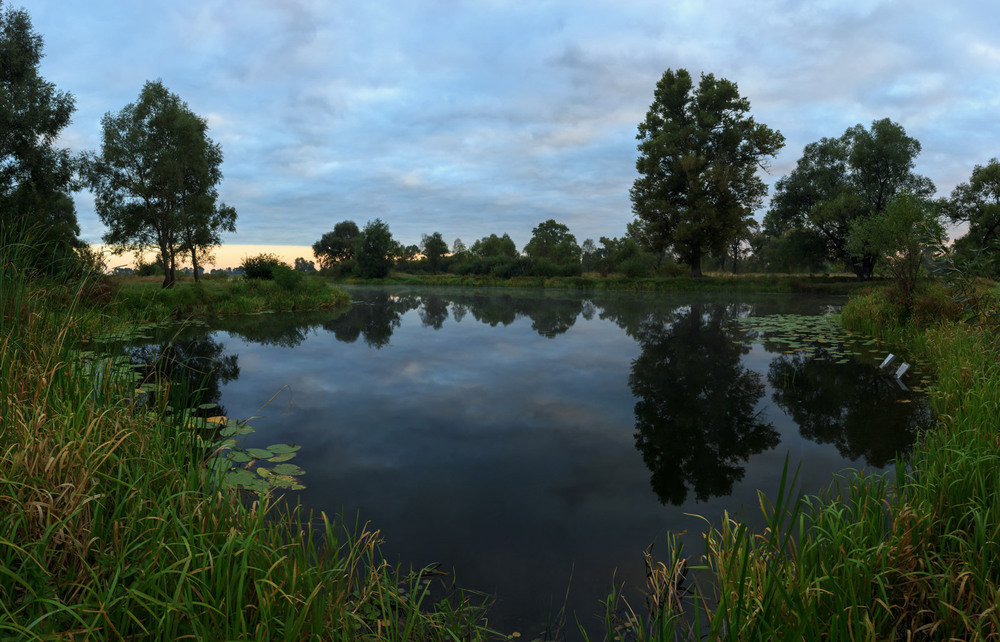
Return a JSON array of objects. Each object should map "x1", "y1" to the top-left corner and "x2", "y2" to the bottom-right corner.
[{"x1": 21, "y1": 0, "x2": 1000, "y2": 262}]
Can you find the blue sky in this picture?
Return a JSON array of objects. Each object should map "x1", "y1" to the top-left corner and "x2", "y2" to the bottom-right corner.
[{"x1": 21, "y1": 0, "x2": 1000, "y2": 257}]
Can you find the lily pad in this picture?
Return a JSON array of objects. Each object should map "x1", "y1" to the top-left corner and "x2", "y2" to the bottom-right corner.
[
  {"x1": 273, "y1": 463, "x2": 305, "y2": 476},
  {"x1": 246, "y1": 447, "x2": 274, "y2": 459}
]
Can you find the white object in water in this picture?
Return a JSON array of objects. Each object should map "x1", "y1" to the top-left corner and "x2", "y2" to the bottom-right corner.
[
  {"x1": 880, "y1": 354, "x2": 896, "y2": 369},
  {"x1": 895, "y1": 362, "x2": 910, "y2": 379}
]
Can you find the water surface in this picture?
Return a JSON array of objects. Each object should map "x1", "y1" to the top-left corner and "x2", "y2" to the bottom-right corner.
[{"x1": 142, "y1": 287, "x2": 930, "y2": 638}]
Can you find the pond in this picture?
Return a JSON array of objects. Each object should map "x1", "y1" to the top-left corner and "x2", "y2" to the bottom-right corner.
[{"x1": 132, "y1": 287, "x2": 931, "y2": 639}]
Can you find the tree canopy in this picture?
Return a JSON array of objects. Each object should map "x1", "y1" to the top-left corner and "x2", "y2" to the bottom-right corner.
[
  {"x1": 470, "y1": 233, "x2": 518, "y2": 258},
  {"x1": 524, "y1": 219, "x2": 581, "y2": 265},
  {"x1": 420, "y1": 232, "x2": 449, "y2": 273},
  {"x1": 0, "y1": 2, "x2": 82, "y2": 270},
  {"x1": 630, "y1": 69, "x2": 784, "y2": 276},
  {"x1": 84, "y1": 80, "x2": 235, "y2": 288},
  {"x1": 765, "y1": 118, "x2": 933, "y2": 280},
  {"x1": 945, "y1": 159, "x2": 1000, "y2": 251},
  {"x1": 313, "y1": 220, "x2": 361, "y2": 269},
  {"x1": 355, "y1": 219, "x2": 395, "y2": 278}
]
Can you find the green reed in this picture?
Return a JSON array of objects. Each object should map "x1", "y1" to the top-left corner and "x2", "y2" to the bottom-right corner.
[{"x1": 0, "y1": 242, "x2": 496, "y2": 639}]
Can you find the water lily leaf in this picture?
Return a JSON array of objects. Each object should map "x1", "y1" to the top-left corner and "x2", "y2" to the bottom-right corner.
[
  {"x1": 266, "y1": 443, "x2": 300, "y2": 454},
  {"x1": 198, "y1": 403, "x2": 218, "y2": 410},
  {"x1": 272, "y1": 463, "x2": 305, "y2": 476},
  {"x1": 256, "y1": 467, "x2": 272, "y2": 478},
  {"x1": 270, "y1": 475, "x2": 305, "y2": 491},
  {"x1": 246, "y1": 447, "x2": 274, "y2": 459},
  {"x1": 220, "y1": 424, "x2": 239, "y2": 437},
  {"x1": 267, "y1": 452, "x2": 296, "y2": 463},
  {"x1": 205, "y1": 416, "x2": 228, "y2": 424},
  {"x1": 227, "y1": 451, "x2": 254, "y2": 463}
]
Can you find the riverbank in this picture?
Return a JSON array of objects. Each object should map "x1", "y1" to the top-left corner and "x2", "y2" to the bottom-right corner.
[
  {"x1": 0, "y1": 264, "x2": 497, "y2": 639},
  {"x1": 606, "y1": 283, "x2": 999, "y2": 640},
  {"x1": 110, "y1": 274, "x2": 350, "y2": 320},
  {"x1": 331, "y1": 271, "x2": 870, "y2": 295}
]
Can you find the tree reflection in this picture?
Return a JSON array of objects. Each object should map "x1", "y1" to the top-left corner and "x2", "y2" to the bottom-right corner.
[
  {"x1": 321, "y1": 290, "x2": 419, "y2": 348},
  {"x1": 768, "y1": 353, "x2": 926, "y2": 467},
  {"x1": 126, "y1": 334, "x2": 239, "y2": 416},
  {"x1": 629, "y1": 304, "x2": 779, "y2": 505},
  {"x1": 418, "y1": 294, "x2": 450, "y2": 330}
]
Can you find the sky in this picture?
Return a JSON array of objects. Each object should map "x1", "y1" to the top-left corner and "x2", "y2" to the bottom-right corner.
[{"x1": 19, "y1": 0, "x2": 1000, "y2": 266}]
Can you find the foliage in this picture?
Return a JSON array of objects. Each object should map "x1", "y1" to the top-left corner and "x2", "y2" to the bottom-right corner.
[
  {"x1": 421, "y1": 231, "x2": 450, "y2": 273},
  {"x1": 241, "y1": 252, "x2": 284, "y2": 280},
  {"x1": 847, "y1": 193, "x2": 943, "y2": 307},
  {"x1": 272, "y1": 262, "x2": 304, "y2": 291},
  {"x1": 293, "y1": 256, "x2": 316, "y2": 272},
  {"x1": 355, "y1": 218, "x2": 396, "y2": 278},
  {"x1": 84, "y1": 80, "x2": 235, "y2": 288},
  {"x1": 469, "y1": 233, "x2": 518, "y2": 258},
  {"x1": 0, "y1": 3, "x2": 82, "y2": 273},
  {"x1": 766, "y1": 119, "x2": 933, "y2": 280},
  {"x1": 630, "y1": 68, "x2": 784, "y2": 277},
  {"x1": 524, "y1": 219, "x2": 581, "y2": 265},
  {"x1": 944, "y1": 158, "x2": 1000, "y2": 261},
  {"x1": 312, "y1": 220, "x2": 360, "y2": 269}
]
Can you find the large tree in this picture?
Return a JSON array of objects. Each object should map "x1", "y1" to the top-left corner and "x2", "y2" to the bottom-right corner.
[
  {"x1": 85, "y1": 80, "x2": 235, "y2": 288},
  {"x1": 945, "y1": 159, "x2": 1000, "y2": 250},
  {"x1": 523, "y1": 219, "x2": 581, "y2": 264},
  {"x1": 312, "y1": 220, "x2": 360, "y2": 269},
  {"x1": 0, "y1": 2, "x2": 82, "y2": 270},
  {"x1": 630, "y1": 69, "x2": 784, "y2": 276},
  {"x1": 469, "y1": 233, "x2": 517, "y2": 258},
  {"x1": 420, "y1": 232, "x2": 449, "y2": 273},
  {"x1": 765, "y1": 119, "x2": 933, "y2": 280},
  {"x1": 355, "y1": 218, "x2": 395, "y2": 278}
]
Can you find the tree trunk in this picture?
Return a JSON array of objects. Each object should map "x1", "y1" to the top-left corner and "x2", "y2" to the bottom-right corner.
[{"x1": 191, "y1": 248, "x2": 200, "y2": 282}]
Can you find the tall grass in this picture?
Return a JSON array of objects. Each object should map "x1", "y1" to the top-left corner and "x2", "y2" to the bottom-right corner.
[
  {"x1": 591, "y1": 281, "x2": 1000, "y2": 641},
  {"x1": 0, "y1": 243, "x2": 495, "y2": 639}
]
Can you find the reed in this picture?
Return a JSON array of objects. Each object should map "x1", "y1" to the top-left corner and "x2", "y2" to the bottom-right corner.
[{"x1": 0, "y1": 243, "x2": 494, "y2": 639}]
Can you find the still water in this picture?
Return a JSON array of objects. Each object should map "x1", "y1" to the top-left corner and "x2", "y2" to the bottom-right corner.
[{"x1": 143, "y1": 287, "x2": 930, "y2": 638}]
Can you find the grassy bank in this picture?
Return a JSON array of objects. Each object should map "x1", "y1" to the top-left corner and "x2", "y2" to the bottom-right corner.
[
  {"x1": 111, "y1": 274, "x2": 350, "y2": 320},
  {"x1": 0, "y1": 265, "x2": 495, "y2": 638},
  {"x1": 600, "y1": 283, "x2": 1000, "y2": 640},
  {"x1": 331, "y1": 272, "x2": 869, "y2": 295}
]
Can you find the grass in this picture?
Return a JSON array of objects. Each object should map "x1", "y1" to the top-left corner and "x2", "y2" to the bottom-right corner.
[
  {"x1": 591, "y1": 280, "x2": 1000, "y2": 641},
  {"x1": 110, "y1": 274, "x2": 351, "y2": 320},
  {"x1": 0, "y1": 251, "x2": 497, "y2": 639}
]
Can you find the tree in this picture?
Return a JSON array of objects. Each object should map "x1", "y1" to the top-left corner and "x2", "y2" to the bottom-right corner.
[
  {"x1": 524, "y1": 219, "x2": 581, "y2": 264},
  {"x1": 356, "y1": 218, "x2": 395, "y2": 278},
  {"x1": 85, "y1": 80, "x2": 235, "y2": 288},
  {"x1": 312, "y1": 220, "x2": 360, "y2": 269},
  {"x1": 630, "y1": 69, "x2": 784, "y2": 276},
  {"x1": 293, "y1": 257, "x2": 316, "y2": 273},
  {"x1": 452, "y1": 238, "x2": 467, "y2": 255},
  {"x1": 847, "y1": 193, "x2": 943, "y2": 306},
  {"x1": 0, "y1": 3, "x2": 82, "y2": 270},
  {"x1": 421, "y1": 232, "x2": 449, "y2": 273},
  {"x1": 470, "y1": 233, "x2": 518, "y2": 258},
  {"x1": 945, "y1": 159, "x2": 1000, "y2": 249},
  {"x1": 766, "y1": 119, "x2": 933, "y2": 280}
]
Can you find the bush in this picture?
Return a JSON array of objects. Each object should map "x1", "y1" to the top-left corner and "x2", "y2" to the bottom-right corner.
[
  {"x1": 272, "y1": 263, "x2": 304, "y2": 292},
  {"x1": 242, "y1": 253, "x2": 284, "y2": 280},
  {"x1": 619, "y1": 254, "x2": 656, "y2": 278}
]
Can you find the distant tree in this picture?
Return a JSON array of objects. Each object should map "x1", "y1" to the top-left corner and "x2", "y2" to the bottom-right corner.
[
  {"x1": 312, "y1": 220, "x2": 360, "y2": 269},
  {"x1": 85, "y1": 80, "x2": 235, "y2": 288},
  {"x1": 580, "y1": 238, "x2": 598, "y2": 272},
  {"x1": 421, "y1": 232, "x2": 449, "y2": 273},
  {"x1": 397, "y1": 244, "x2": 419, "y2": 265},
  {"x1": 630, "y1": 68, "x2": 784, "y2": 276},
  {"x1": 524, "y1": 219, "x2": 581, "y2": 264},
  {"x1": 945, "y1": 159, "x2": 1000, "y2": 249},
  {"x1": 356, "y1": 218, "x2": 395, "y2": 278},
  {"x1": 470, "y1": 233, "x2": 518, "y2": 258},
  {"x1": 0, "y1": 3, "x2": 82, "y2": 270},
  {"x1": 294, "y1": 257, "x2": 316, "y2": 272},
  {"x1": 452, "y1": 238, "x2": 467, "y2": 255},
  {"x1": 767, "y1": 119, "x2": 933, "y2": 280}
]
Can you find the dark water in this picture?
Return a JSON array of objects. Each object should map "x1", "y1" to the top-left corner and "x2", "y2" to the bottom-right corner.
[{"x1": 138, "y1": 287, "x2": 931, "y2": 639}]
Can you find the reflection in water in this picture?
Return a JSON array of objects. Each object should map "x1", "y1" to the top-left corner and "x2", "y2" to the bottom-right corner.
[
  {"x1": 321, "y1": 290, "x2": 419, "y2": 348},
  {"x1": 126, "y1": 335, "x2": 240, "y2": 416},
  {"x1": 418, "y1": 294, "x2": 450, "y2": 330},
  {"x1": 768, "y1": 352, "x2": 928, "y2": 467},
  {"x1": 627, "y1": 304, "x2": 780, "y2": 505}
]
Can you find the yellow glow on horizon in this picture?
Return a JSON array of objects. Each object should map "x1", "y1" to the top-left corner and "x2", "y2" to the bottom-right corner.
[{"x1": 98, "y1": 244, "x2": 316, "y2": 271}]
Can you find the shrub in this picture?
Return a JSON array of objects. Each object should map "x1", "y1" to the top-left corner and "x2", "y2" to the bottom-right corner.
[
  {"x1": 272, "y1": 263, "x2": 304, "y2": 291},
  {"x1": 619, "y1": 254, "x2": 656, "y2": 278},
  {"x1": 242, "y1": 253, "x2": 284, "y2": 280}
]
